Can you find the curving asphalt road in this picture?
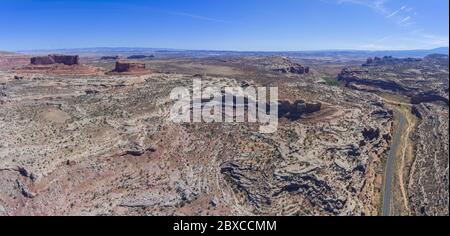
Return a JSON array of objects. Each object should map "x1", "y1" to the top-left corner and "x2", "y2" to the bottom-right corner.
[{"x1": 382, "y1": 108, "x2": 407, "y2": 216}]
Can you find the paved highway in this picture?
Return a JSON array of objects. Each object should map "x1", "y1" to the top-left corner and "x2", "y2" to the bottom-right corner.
[{"x1": 382, "y1": 108, "x2": 407, "y2": 216}]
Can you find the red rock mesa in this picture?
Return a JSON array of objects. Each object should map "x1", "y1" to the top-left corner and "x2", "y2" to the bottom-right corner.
[{"x1": 30, "y1": 54, "x2": 80, "y2": 66}]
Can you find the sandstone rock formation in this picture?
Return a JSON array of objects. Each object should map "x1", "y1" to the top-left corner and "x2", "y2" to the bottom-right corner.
[
  {"x1": 223, "y1": 56, "x2": 311, "y2": 75},
  {"x1": 15, "y1": 58, "x2": 103, "y2": 76},
  {"x1": 278, "y1": 100, "x2": 322, "y2": 120},
  {"x1": 338, "y1": 68, "x2": 410, "y2": 92},
  {"x1": 100, "y1": 56, "x2": 120, "y2": 60},
  {"x1": 363, "y1": 56, "x2": 421, "y2": 67},
  {"x1": 31, "y1": 54, "x2": 79, "y2": 66},
  {"x1": 272, "y1": 62, "x2": 310, "y2": 74},
  {"x1": 114, "y1": 61, "x2": 146, "y2": 72},
  {"x1": 30, "y1": 56, "x2": 54, "y2": 65},
  {"x1": 12, "y1": 52, "x2": 102, "y2": 76},
  {"x1": 106, "y1": 61, "x2": 151, "y2": 75}
]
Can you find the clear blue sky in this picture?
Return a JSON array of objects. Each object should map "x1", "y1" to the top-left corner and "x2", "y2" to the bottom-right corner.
[{"x1": 1, "y1": 0, "x2": 448, "y2": 51}]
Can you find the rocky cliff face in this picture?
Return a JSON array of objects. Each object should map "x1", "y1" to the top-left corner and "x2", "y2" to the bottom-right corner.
[
  {"x1": 338, "y1": 55, "x2": 449, "y2": 103},
  {"x1": 273, "y1": 64, "x2": 310, "y2": 74},
  {"x1": 51, "y1": 55, "x2": 79, "y2": 65},
  {"x1": 278, "y1": 100, "x2": 322, "y2": 120},
  {"x1": 363, "y1": 56, "x2": 421, "y2": 67},
  {"x1": 114, "y1": 61, "x2": 146, "y2": 73},
  {"x1": 270, "y1": 58, "x2": 310, "y2": 75},
  {"x1": 30, "y1": 55, "x2": 79, "y2": 66},
  {"x1": 223, "y1": 56, "x2": 311, "y2": 75},
  {"x1": 30, "y1": 56, "x2": 55, "y2": 65},
  {"x1": 337, "y1": 68, "x2": 411, "y2": 92}
]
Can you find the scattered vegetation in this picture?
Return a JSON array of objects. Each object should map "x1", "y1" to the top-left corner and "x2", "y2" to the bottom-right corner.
[{"x1": 323, "y1": 77, "x2": 341, "y2": 87}]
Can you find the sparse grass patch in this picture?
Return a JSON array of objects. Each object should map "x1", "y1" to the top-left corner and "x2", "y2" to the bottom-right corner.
[{"x1": 323, "y1": 77, "x2": 341, "y2": 87}]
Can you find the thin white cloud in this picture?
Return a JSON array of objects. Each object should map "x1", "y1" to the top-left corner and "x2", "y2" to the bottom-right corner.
[
  {"x1": 328, "y1": 0, "x2": 447, "y2": 49},
  {"x1": 387, "y1": 9, "x2": 400, "y2": 18},
  {"x1": 387, "y1": 5, "x2": 409, "y2": 18},
  {"x1": 337, "y1": 0, "x2": 388, "y2": 14},
  {"x1": 337, "y1": 0, "x2": 418, "y2": 28},
  {"x1": 113, "y1": 4, "x2": 228, "y2": 24},
  {"x1": 398, "y1": 16, "x2": 411, "y2": 24},
  {"x1": 167, "y1": 11, "x2": 227, "y2": 23}
]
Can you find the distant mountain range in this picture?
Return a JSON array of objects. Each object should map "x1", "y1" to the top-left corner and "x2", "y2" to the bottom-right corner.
[{"x1": 16, "y1": 47, "x2": 449, "y2": 59}]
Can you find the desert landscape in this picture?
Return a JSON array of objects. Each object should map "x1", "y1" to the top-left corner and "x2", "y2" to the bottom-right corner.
[
  {"x1": 0, "y1": 48, "x2": 448, "y2": 216},
  {"x1": 0, "y1": 0, "x2": 448, "y2": 219}
]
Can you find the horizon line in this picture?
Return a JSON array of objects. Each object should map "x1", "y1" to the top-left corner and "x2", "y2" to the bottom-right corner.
[{"x1": 12, "y1": 46, "x2": 450, "y2": 54}]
